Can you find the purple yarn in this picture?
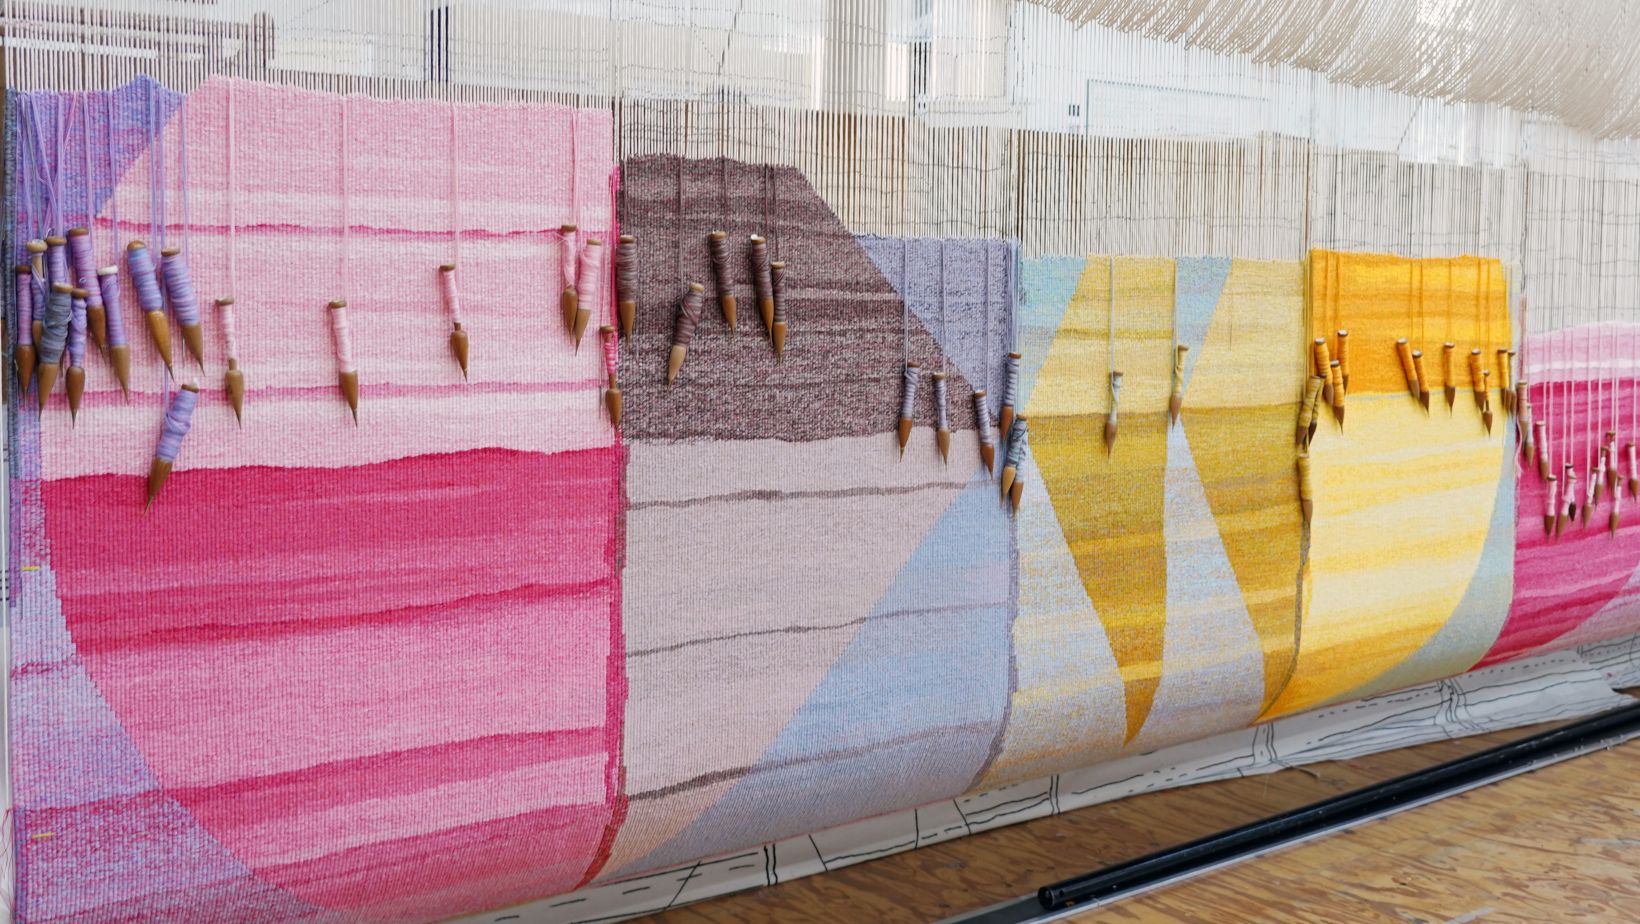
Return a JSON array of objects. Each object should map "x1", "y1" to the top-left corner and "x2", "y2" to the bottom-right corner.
[
  {"x1": 98, "y1": 269, "x2": 129, "y2": 347},
  {"x1": 68, "y1": 232, "x2": 101, "y2": 304},
  {"x1": 160, "y1": 250, "x2": 199, "y2": 326},
  {"x1": 38, "y1": 286, "x2": 72, "y2": 365},
  {"x1": 69, "y1": 296, "x2": 87, "y2": 368},
  {"x1": 16, "y1": 270, "x2": 34, "y2": 347},
  {"x1": 127, "y1": 244, "x2": 164, "y2": 313},
  {"x1": 46, "y1": 238, "x2": 69, "y2": 288},
  {"x1": 154, "y1": 387, "x2": 199, "y2": 463}
]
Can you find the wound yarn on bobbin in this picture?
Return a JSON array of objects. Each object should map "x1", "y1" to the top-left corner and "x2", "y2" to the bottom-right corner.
[
  {"x1": 667, "y1": 282, "x2": 705, "y2": 385},
  {"x1": 1000, "y1": 415, "x2": 1029, "y2": 503},
  {"x1": 573, "y1": 238, "x2": 603, "y2": 350},
  {"x1": 558, "y1": 224, "x2": 579, "y2": 332},
  {"x1": 66, "y1": 289, "x2": 87, "y2": 422},
  {"x1": 974, "y1": 389, "x2": 996, "y2": 475},
  {"x1": 769, "y1": 260, "x2": 789, "y2": 358},
  {"x1": 218, "y1": 297, "x2": 245, "y2": 423},
  {"x1": 749, "y1": 235, "x2": 774, "y2": 336},
  {"x1": 932, "y1": 371, "x2": 950, "y2": 465},
  {"x1": 999, "y1": 351, "x2": 1022, "y2": 436},
  {"x1": 161, "y1": 246, "x2": 205, "y2": 368},
  {"x1": 36, "y1": 283, "x2": 73, "y2": 407},
  {"x1": 329, "y1": 299, "x2": 360, "y2": 423},
  {"x1": 127, "y1": 241, "x2": 174, "y2": 372},
  {"x1": 439, "y1": 264, "x2": 468, "y2": 378},
  {"x1": 615, "y1": 234, "x2": 637, "y2": 337},
  {"x1": 147, "y1": 381, "x2": 200, "y2": 509},
  {"x1": 67, "y1": 228, "x2": 106, "y2": 354},
  {"x1": 897, "y1": 362, "x2": 921, "y2": 458},
  {"x1": 98, "y1": 266, "x2": 131, "y2": 398},
  {"x1": 707, "y1": 230, "x2": 737, "y2": 331},
  {"x1": 45, "y1": 235, "x2": 69, "y2": 288},
  {"x1": 15, "y1": 265, "x2": 36, "y2": 393}
]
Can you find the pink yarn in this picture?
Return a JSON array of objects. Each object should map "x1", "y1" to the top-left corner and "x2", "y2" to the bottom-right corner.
[
  {"x1": 439, "y1": 265, "x2": 463, "y2": 326},
  {"x1": 330, "y1": 303, "x2": 356, "y2": 374},
  {"x1": 578, "y1": 239, "x2": 605, "y2": 322}
]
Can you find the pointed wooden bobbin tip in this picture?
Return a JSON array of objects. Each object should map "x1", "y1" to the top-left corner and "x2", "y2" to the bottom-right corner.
[
  {"x1": 999, "y1": 406, "x2": 1015, "y2": 439},
  {"x1": 225, "y1": 363, "x2": 245, "y2": 425},
  {"x1": 666, "y1": 344, "x2": 687, "y2": 386},
  {"x1": 145, "y1": 309, "x2": 174, "y2": 373},
  {"x1": 572, "y1": 307, "x2": 591, "y2": 351},
  {"x1": 182, "y1": 323, "x2": 205, "y2": 369},
  {"x1": 1009, "y1": 478, "x2": 1023, "y2": 513},
  {"x1": 16, "y1": 343, "x2": 35, "y2": 395},
  {"x1": 66, "y1": 366, "x2": 84, "y2": 423},
  {"x1": 897, "y1": 417, "x2": 913, "y2": 458},
  {"x1": 561, "y1": 286, "x2": 579, "y2": 333},
  {"x1": 720, "y1": 293, "x2": 738, "y2": 332},
  {"x1": 36, "y1": 363, "x2": 59, "y2": 409},
  {"x1": 450, "y1": 323, "x2": 469, "y2": 378},
  {"x1": 146, "y1": 458, "x2": 173, "y2": 511},
  {"x1": 110, "y1": 345, "x2": 131, "y2": 400},
  {"x1": 1000, "y1": 464, "x2": 1018, "y2": 499}
]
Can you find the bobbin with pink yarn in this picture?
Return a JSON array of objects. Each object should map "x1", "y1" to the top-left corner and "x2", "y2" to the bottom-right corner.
[
  {"x1": 573, "y1": 238, "x2": 604, "y2": 349},
  {"x1": 439, "y1": 264, "x2": 469, "y2": 378},
  {"x1": 330, "y1": 299, "x2": 360, "y2": 423},
  {"x1": 558, "y1": 224, "x2": 579, "y2": 332},
  {"x1": 615, "y1": 234, "x2": 637, "y2": 337}
]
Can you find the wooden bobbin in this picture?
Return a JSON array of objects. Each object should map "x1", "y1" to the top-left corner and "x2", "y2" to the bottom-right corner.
[
  {"x1": 1594, "y1": 454, "x2": 1607, "y2": 506},
  {"x1": 132, "y1": 242, "x2": 175, "y2": 372},
  {"x1": 71, "y1": 230, "x2": 107, "y2": 354},
  {"x1": 667, "y1": 282, "x2": 705, "y2": 386},
  {"x1": 769, "y1": 260, "x2": 788, "y2": 359},
  {"x1": 1584, "y1": 464, "x2": 1598, "y2": 528},
  {"x1": 974, "y1": 389, "x2": 995, "y2": 474},
  {"x1": 14, "y1": 265, "x2": 35, "y2": 393},
  {"x1": 1104, "y1": 370, "x2": 1123, "y2": 456},
  {"x1": 146, "y1": 382, "x2": 200, "y2": 510},
  {"x1": 601, "y1": 325, "x2": 622, "y2": 428},
  {"x1": 1559, "y1": 465, "x2": 1575, "y2": 536},
  {"x1": 1335, "y1": 329, "x2": 1350, "y2": 390},
  {"x1": 218, "y1": 297, "x2": 245, "y2": 424},
  {"x1": 572, "y1": 238, "x2": 600, "y2": 350},
  {"x1": 1328, "y1": 359, "x2": 1345, "y2": 428},
  {"x1": 1297, "y1": 375, "x2": 1323, "y2": 447},
  {"x1": 1009, "y1": 475, "x2": 1023, "y2": 513},
  {"x1": 751, "y1": 235, "x2": 774, "y2": 333},
  {"x1": 932, "y1": 371, "x2": 951, "y2": 464},
  {"x1": 1395, "y1": 337, "x2": 1418, "y2": 401},
  {"x1": 1000, "y1": 351, "x2": 1022, "y2": 436},
  {"x1": 897, "y1": 362, "x2": 921, "y2": 458},
  {"x1": 1169, "y1": 344, "x2": 1188, "y2": 427},
  {"x1": 1297, "y1": 451, "x2": 1314, "y2": 528},
  {"x1": 1606, "y1": 431, "x2": 1620, "y2": 494},
  {"x1": 1442, "y1": 342, "x2": 1457, "y2": 411},
  {"x1": 26, "y1": 239, "x2": 46, "y2": 278},
  {"x1": 162, "y1": 246, "x2": 206, "y2": 368},
  {"x1": 1411, "y1": 350, "x2": 1430, "y2": 412},
  {"x1": 1312, "y1": 337, "x2": 1333, "y2": 406},
  {"x1": 99, "y1": 266, "x2": 130, "y2": 398},
  {"x1": 709, "y1": 231, "x2": 737, "y2": 331},
  {"x1": 36, "y1": 282, "x2": 72, "y2": 408},
  {"x1": 330, "y1": 299, "x2": 359, "y2": 424},
  {"x1": 1628, "y1": 442, "x2": 1639, "y2": 501},
  {"x1": 617, "y1": 234, "x2": 637, "y2": 338},
  {"x1": 559, "y1": 224, "x2": 579, "y2": 332},
  {"x1": 1480, "y1": 369, "x2": 1493, "y2": 435},
  {"x1": 66, "y1": 287, "x2": 88, "y2": 422},
  {"x1": 440, "y1": 264, "x2": 469, "y2": 379},
  {"x1": 1496, "y1": 349, "x2": 1514, "y2": 414},
  {"x1": 1543, "y1": 473, "x2": 1558, "y2": 537}
]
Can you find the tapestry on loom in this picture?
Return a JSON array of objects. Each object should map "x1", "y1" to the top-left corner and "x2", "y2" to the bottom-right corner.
[
  {"x1": 1268, "y1": 250, "x2": 1515, "y2": 717},
  {"x1": 16, "y1": 78, "x2": 1640, "y2": 924},
  {"x1": 10, "y1": 77, "x2": 623, "y2": 924}
]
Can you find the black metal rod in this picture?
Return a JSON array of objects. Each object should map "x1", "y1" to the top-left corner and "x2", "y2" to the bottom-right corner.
[{"x1": 1037, "y1": 700, "x2": 1640, "y2": 912}]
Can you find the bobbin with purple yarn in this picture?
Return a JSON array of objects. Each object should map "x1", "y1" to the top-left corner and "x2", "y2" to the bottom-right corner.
[
  {"x1": 707, "y1": 231, "x2": 732, "y2": 300},
  {"x1": 749, "y1": 235, "x2": 772, "y2": 304},
  {"x1": 674, "y1": 285, "x2": 705, "y2": 346},
  {"x1": 38, "y1": 286, "x2": 72, "y2": 364},
  {"x1": 770, "y1": 261, "x2": 787, "y2": 323},
  {"x1": 127, "y1": 244, "x2": 165, "y2": 313},
  {"x1": 98, "y1": 267, "x2": 129, "y2": 347},
  {"x1": 160, "y1": 250, "x2": 201, "y2": 326},
  {"x1": 68, "y1": 231, "x2": 101, "y2": 304},
  {"x1": 1004, "y1": 417, "x2": 1029, "y2": 467},
  {"x1": 934, "y1": 374, "x2": 949, "y2": 432},
  {"x1": 15, "y1": 268, "x2": 33, "y2": 347},
  {"x1": 974, "y1": 391, "x2": 995, "y2": 448},
  {"x1": 46, "y1": 237, "x2": 69, "y2": 288},
  {"x1": 899, "y1": 363, "x2": 921, "y2": 420},
  {"x1": 155, "y1": 387, "x2": 200, "y2": 463},
  {"x1": 69, "y1": 294, "x2": 87, "y2": 368}
]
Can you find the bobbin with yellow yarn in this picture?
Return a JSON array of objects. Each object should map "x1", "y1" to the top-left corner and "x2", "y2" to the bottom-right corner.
[
  {"x1": 1468, "y1": 348, "x2": 1485, "y2": 415},
  {"x1": 1312, "y1": 337, "x2": 1333, "y2": 406},
  {"x1": 1328, "y1": 359, "x2": 1345, "y2": 427},
  {"x1": 1442, "y1": 342, "x2": 1457, "y2": 411},
  {"x1": 1480, "y1": 369, "x2": 1493, "y2": 435},
  {"x1": 1395, "y1": 338, "x2": 1418, "y2": 402},
  {"x1": 1336, "y1": 329, "x2": 1350, "y2": 390},
  {"x1": 1297, "y1": 451, "x2": 1313, "y2": 528},
  {"x1": 1496, "y1": 349, "x2": 1513, "y2": 414},
  {"x1": 1411, "y1": 350, "x2": 1430, "y2": 412},
  {"x1": 1297, "y1": 375, "x2": 1323, "y2": 447}
]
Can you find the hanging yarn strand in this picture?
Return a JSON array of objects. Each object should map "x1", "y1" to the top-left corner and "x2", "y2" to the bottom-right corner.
[
  {"x1": 1105, "y1": 370, "x2": 1124, "y2": 455},
  {"x1": 127, "y1": 241, "x2": 174, "y2": 373},
  {"x1": 146, "y1": 380, "x2": 200, "y2": 509}
]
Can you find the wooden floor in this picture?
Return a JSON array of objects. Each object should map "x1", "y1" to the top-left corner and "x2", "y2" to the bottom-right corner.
[{"x1": 640, "y1": 721, "x2": 1640, "y2": 923}]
